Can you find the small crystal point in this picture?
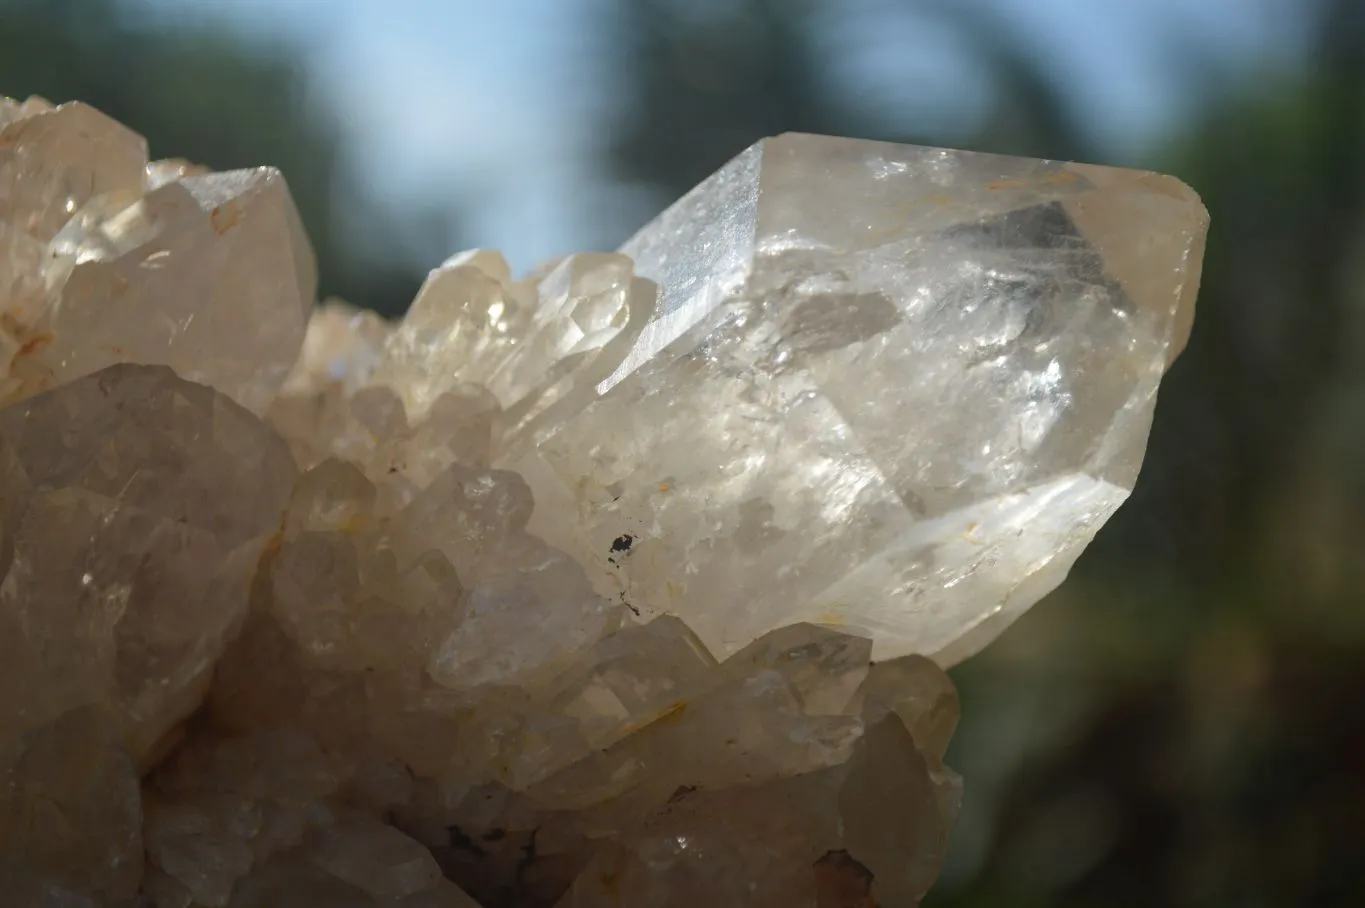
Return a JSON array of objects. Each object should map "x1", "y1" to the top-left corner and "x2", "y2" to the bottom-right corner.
[
  {"x1": 0, "y1": 100, "x2": 148, "y2": 241},
  {"x1": 510, "y1": 132, "x2": 1207, "y2": 663},
  {"x1": 34, "y1": 166, "x2": 316, "y2": 412},
  {"x1": 375, "y1": 250, "x2": 656, "y2": 452}
]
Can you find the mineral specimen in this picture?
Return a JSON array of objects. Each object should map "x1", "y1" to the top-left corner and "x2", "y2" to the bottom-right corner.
[{"x1": 0, "y1": 95, "x2": 1206, "y2": 908}]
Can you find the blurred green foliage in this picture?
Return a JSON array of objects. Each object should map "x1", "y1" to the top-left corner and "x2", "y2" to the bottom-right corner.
[{"x1": 3, "y1": 0, "x2": 1362, "y2": 904}]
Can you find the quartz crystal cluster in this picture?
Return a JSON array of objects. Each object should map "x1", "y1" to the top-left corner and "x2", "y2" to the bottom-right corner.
[{"x1": 0, "y1": 95, "x2": 1206, "y2": 908}]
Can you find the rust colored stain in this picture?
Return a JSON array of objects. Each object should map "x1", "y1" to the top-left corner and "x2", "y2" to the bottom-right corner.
[
  {"x1": 256, "y1": 529, "x2": 285, "y2": 573},
  {"x1": 657, "y1": 700, "x2": 688, "y2": 722},
  {"x1": 210, "y1": 203, "x2": 241, "y2": 235},
  {"x1": 814, "y1": 850, "x2": 878, "y2": 908},
  {"x1": 18, "y1": 331, "x2": 54, "y2": 357}
]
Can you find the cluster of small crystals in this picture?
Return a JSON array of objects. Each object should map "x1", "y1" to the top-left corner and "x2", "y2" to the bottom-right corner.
[{"x1": 0, "y1": 94, "x2": 1206, "y2": 908}]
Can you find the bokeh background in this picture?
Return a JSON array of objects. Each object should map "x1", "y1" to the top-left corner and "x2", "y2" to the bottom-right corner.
[{"x1": 3, "y1": 0, "x2": 1362, "y2": 905}]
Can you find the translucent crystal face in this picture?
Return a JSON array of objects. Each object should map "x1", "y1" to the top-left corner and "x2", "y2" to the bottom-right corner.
[
  {"x1": 0, "y1": 101, "x2": 314, "y2": 412},
  {"x1": 507, "y1": 133, "x2": 1207, "y2": 664}
]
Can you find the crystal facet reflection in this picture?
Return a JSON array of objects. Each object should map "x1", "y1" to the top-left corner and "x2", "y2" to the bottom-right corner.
[{"x1": 506, "y1": 133, "x2": 1207, "y2": 664}]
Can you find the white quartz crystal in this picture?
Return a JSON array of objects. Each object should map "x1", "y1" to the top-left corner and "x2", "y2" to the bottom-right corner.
[
  {"x1": 0, "y1": 96, "x2": 1205, "y2": 908},
  {"x1": 0, "y1": 99, "x2": 315, "y2": 411},
  {"x1": 506, "y1": 133, "x2": 1207, "y2": 664}
]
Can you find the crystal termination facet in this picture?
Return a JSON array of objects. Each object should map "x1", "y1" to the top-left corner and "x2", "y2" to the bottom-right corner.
[{"x1": 512, "y1": 132, "x2": 1205, "y2": 665}]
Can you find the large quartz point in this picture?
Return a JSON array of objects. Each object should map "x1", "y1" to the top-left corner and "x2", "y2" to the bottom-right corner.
[{"x1": 506, "y1": 133, "x2": 1207, "y2": 664}]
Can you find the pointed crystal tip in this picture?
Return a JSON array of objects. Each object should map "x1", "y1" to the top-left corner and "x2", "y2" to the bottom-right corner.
[{"x1": 514, "y1": 132, "x2": 1208, "y2": 664}]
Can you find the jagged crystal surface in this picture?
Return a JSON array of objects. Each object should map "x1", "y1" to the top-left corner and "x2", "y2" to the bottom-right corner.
[{"x1": 0, "y1": 96, "x2": 1205, "y2": 908}]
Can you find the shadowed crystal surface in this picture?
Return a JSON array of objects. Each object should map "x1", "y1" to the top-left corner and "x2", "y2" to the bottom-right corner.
[{"x1": 0, "y1": 96, "x2": 1205, "y2": 908}]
